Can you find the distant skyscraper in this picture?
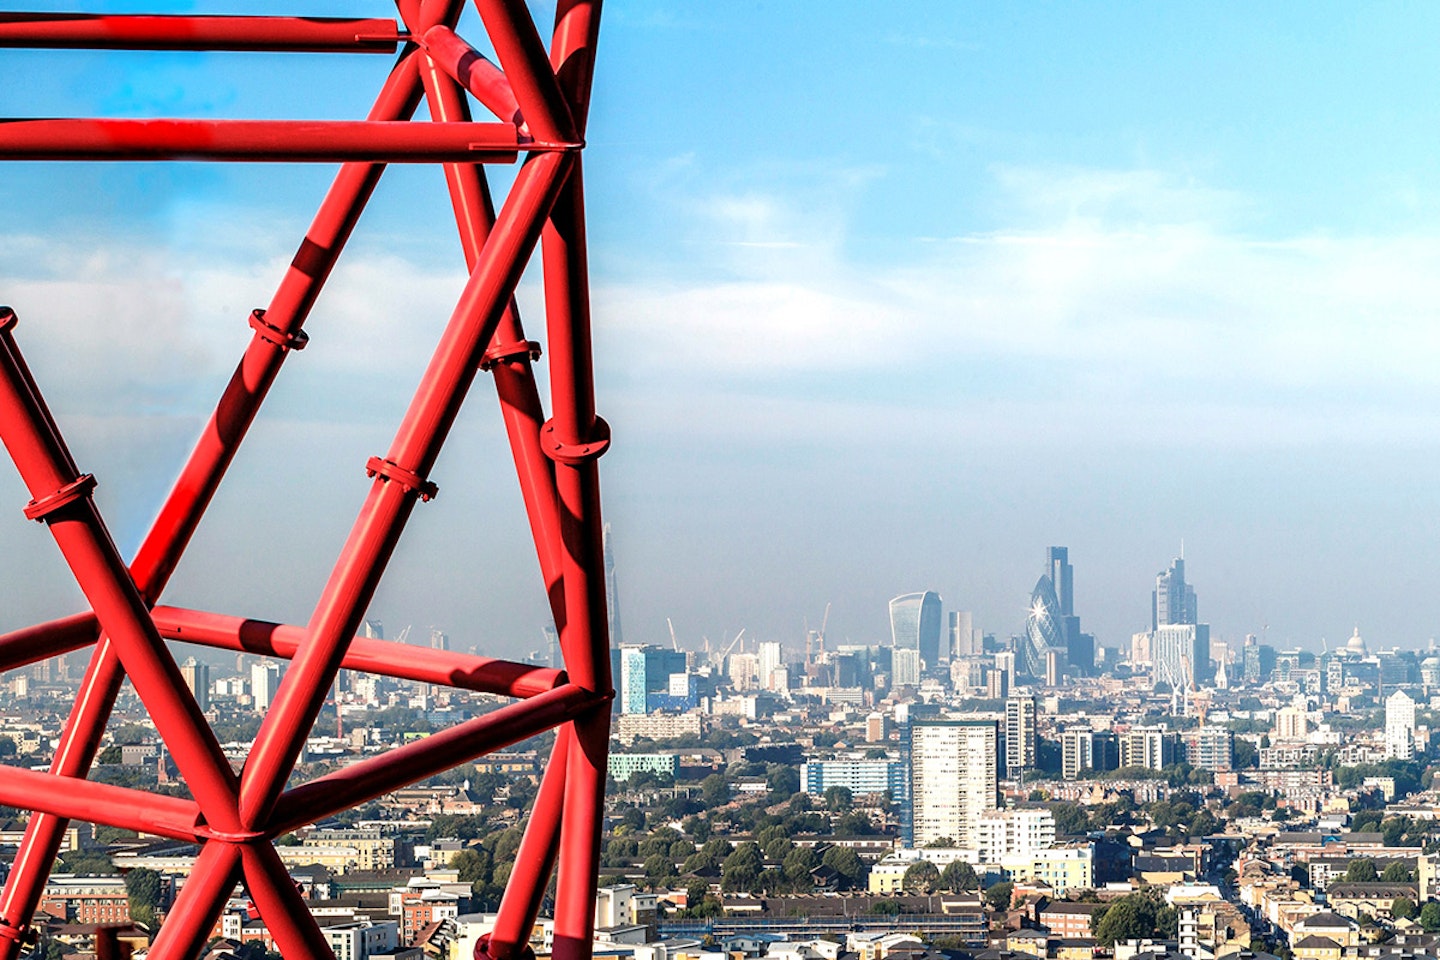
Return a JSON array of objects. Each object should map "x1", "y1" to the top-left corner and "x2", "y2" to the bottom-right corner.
[
  {"x1": 1048, "y1": 547, "x2": 1073, "y2": 617},
  {"x1": 1387, "y1": 690, "x2": 1416, "y2": 760},
  {"x1": 604, "y1": 523, "x2": 623, "y2": 648},
  {"x1": 906, "y1": 718, "x2": 997, "y2": 847},
  {"x1": 889, "y1": 592, "x2": 943, "y2": 674},
  {"x1": 758, "y1": 641, "x2": 783, "y2": 691},
  {"x1": 1005, "y1": 695, "x2": 1037, "y2": 774},
  {"x1": 892, "y1": 648, "x2": 922, "y2": 687},
  {"x1": 180, "y1": 657, "x2": 210, "y2": 713},
  {"x1": 542, "y1": 623, "x2": 560, "y2": 669},
  {"x1": 1022, "y1": 576, "x2": 1065, "y2": 678},
  {"x1": 948, "y1": 611, "x2": 976, "y2": 659},
  {"x1": 428, "y1": 628, "x2": 449, "y2": 651},
  {"x1": 619, "y1": 646, "x2": 647, "y2": 715},
  {"x1": 361, "y1": 619, "x2": 383, "y2": 640},
  {"x1": 1153, "y1": 556, "x2": 1197, "y2": 630},
  {"x1": 250, "y1": 661, "x2": 281, "y2": 714},
  {"x1": 1152, "y1": 623, "x2": 1211, "y2": 689}
]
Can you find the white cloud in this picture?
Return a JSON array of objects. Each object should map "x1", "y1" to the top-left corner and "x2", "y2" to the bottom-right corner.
[{"x1": 593, "y1": 165, "x2": 1440, "y2": 440}]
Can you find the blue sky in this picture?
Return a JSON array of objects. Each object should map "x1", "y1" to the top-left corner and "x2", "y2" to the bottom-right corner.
[{"x1": 4, "y1": 2, "x2": 1440, "y2": 661}]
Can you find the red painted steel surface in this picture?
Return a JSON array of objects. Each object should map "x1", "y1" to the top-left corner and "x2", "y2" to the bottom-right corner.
[{"x1": 0, "y1": 3, "x2": 611, "y2": 958}]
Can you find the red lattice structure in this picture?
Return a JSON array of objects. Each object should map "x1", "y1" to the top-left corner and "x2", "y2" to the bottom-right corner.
[{"x1": 0, "y1": 4, "x2": 612, "y2": 959}]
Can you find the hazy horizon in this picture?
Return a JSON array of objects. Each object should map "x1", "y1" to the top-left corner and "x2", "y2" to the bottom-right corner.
[{"x1": 5, "y1": 3, "x2": 1440, "y2": 663}]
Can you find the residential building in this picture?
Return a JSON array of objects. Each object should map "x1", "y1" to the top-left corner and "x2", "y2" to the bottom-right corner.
[
  {"x1": 180, "y1": 657, "x2": 209, "y2": 712},
  {"x1": 1005, "y1": 695, "x2": 1038, "y2": 775},
  {"x1": 608, "y1": 753, "x2": 680, "y2": 783},
  {"x1": 906, "y1": 718, "x2": 997, "y2": 847},
  {"x1": 800, "y1": 758, "x2": 908, "y2": 805},
  {"x1": 976, "y1": 808, "x2": 1056, "y2": 861},
  {"x1": 1386, "y1": 690, "x2": 1416, "y2": 760},
  {"x1": 1118, "y1": 726, "x2": 1177, "y2": 770}
]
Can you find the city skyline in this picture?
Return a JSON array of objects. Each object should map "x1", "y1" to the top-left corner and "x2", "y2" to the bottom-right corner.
[{"x1": 6, "y1": 5, "x2": 1440, "y2": 660}]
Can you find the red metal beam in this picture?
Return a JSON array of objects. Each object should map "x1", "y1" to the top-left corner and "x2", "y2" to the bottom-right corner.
[
  {"x1": 419, "y1": 56, "x2": 567, "y2": 610},
  {"x1": 0, "y1": 610, "x2": 96, "y2": 673},
  {"x1": 0, "y1": 48, "x2": 443, "y2": 960},
  {"x1": 419, "y1": 25, "x2": 525, "y2": 132},
  {"x1": 150, "y1": 605, "x2": 565, "y2": 697},
  {"x1": 0, "y1": 764, "x2": 199, "y2": 841},
  {"x1": 475, "y1": 0, "x2": 577, "y2": 145},
  {"x1": 0, "y1": 2, "x2": 610, "y2": 957},
  {"x1": 143, "y1": 843, "x2": 242, "y2": 960},
  {"x1": 237, "y1": 148, "x2": 572, "y2": 833},
  {"x1": 488, "y1": 726, "x2": 571, "y2": 960},
  {"x1": 0, "y1": 14, "x2": 401, "y2": 52},
  {"x1": 0, "y1": 118, "x2": 532, "y2": 162},
  {"x1": 267, "y1": 683, "x2": 600, "y2": 835},
  {"x1": 0, "y1": 322, "x2": 243, "y2": 830}
]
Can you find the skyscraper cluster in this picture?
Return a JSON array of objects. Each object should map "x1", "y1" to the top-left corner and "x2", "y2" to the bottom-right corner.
[{"x1": 1134, "y1": 554, "x2": 1211, "y2": 690}]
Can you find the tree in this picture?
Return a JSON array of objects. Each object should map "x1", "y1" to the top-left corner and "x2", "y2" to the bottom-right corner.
[
  {"x1": 822, "y1": 847, "x2": 865, "y2": 890},
  {"x1": 1422, "y1": 902, "x2": 1440, "y2": 933},
  {"x1": 766, "y1": 765, "x2": 800, "y2": 799},
  {"x1": 124, "y1": 867, "x2": 162, "y2": 927},
  {"x1": 941, "y1": 860, "x2": 978, "y2": 891},
  {"x1": 783, "y1": 847, "x2": 820, "y2": 885},
  {"x1": 824, "y1": 786, "x2": 853, "y2": 812},
  {"x1": 700, "y1": 774, "x2": 729, "y2": 807},
  {"x1": 1382, "y1": 861, "x2": 1416, "y2": 883},
  {"x1": 903, "y1": 861, "x2": 941, "y2": 894},
  {"x1": 1392, "y1": 897, "x2": 1418, "y2": 920},
  {"x1": 1093, "y1": 891, "x2": 1173, "y2": 947},
  {"x1": 1346, "y1": 859, "x2": 1379, "y2": 883},
  {"x1": 984, "y1": 880, "x2": 1014, "y2": 912}
]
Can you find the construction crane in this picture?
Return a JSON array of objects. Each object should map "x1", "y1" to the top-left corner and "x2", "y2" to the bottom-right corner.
[
  {"x1": 667, "y1": 618, "x2": 680, "y2": 652},
  {"x1": 805, "y1": 602, "x2": 832, "y2": 668},
  {"x1": 720, "y1": 628, "x2": 746, "y2": 662}
]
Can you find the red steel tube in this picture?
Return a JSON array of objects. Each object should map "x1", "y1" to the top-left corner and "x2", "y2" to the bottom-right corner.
[
  {"x1": 150, "y1": 604, "x2": 564, "y2": 697},
  {"x1": 144, "y1": 843, "x2": 242, "y2": 960},
  {"x1": 0, "y1": 764, "x2": 199, "y2": 841},
  {"x1": 538, "y1": 143, "x2": 612, "y2": 960},
  {"x1": 0, "y1": 118, "x2": 528, "y2": 162},
  {"x1": 0, "y1": 610, "x2": 97, "y2": 672},
  {"x1": 549, "y1": 0, "x2": 603, "y2": 136},
  {"x1": 0, "y1": 48, "x2": 442, "y2": 960},
  {"x1": 268, "y1": 683, "x2": 598, "y2": 835},
  {"x1": 487, "y1": 726, "x2": 571, "y2": 960},
  {"x1": 0, "y1": 14, "x2": 401, "y2": 52},
  {"x1": 554, "y1": 713, "x2": 610, "y2": 960},
  {"x1": 0, "y1": 328, "x2": 242, "y2": 827},
  {"x1": 419, "y1": 58, "x2": 566, "y2": 608},
  {"x1": 475, "y1": 0, "x2": 576, "y2": 145},
  {"x1": 241, "y1": 843, "x2": 336, "y2": 960},
  {"x1": 0, "y1": 643, "x2": 125, "y2": 960},
  {"x1": 420, "y1": 25, "x2": 525, "y2": 132},
  {"x1": 238, "y1": 149, "x2": 572, "y2": 832},
  {"x1": 541, "y1": 165, "x2": 609, "y2": 696}
]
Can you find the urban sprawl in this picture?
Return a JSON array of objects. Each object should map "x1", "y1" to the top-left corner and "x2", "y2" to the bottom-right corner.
[{"x1": 3, "y1": 547, "x2": 1436, "y2": 960}]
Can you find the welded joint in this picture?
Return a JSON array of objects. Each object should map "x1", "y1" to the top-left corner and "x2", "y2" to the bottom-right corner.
[
  {"x1": 539, "y1": 416, "x2": 609, "y2": 465},
  {"x1": 480, "y1": 338, "x2": 541, "y2": 371},
  {"x1": 22, "y1": 473, "x2": 95, "y2": 522},
  {"x1": 0, "y1": 919, "x2": 24, "y2": 945},
  {"x1": 249, "y1": 308, "x2": 310, "y2": 352},
  {"x1": 0, "y1": 306, "x2": 15, "y2": 333},
  {"x1": 365, "y1": 456, "x2": 438, "y2": 501},
  {"x1": 195, "y1": 824, "x2": 266, "y2": 844}
]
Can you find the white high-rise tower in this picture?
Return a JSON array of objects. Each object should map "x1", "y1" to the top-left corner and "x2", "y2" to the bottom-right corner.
[{"x1": 1386, "y1": 690, "x2": 1416, "y2": 760}]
